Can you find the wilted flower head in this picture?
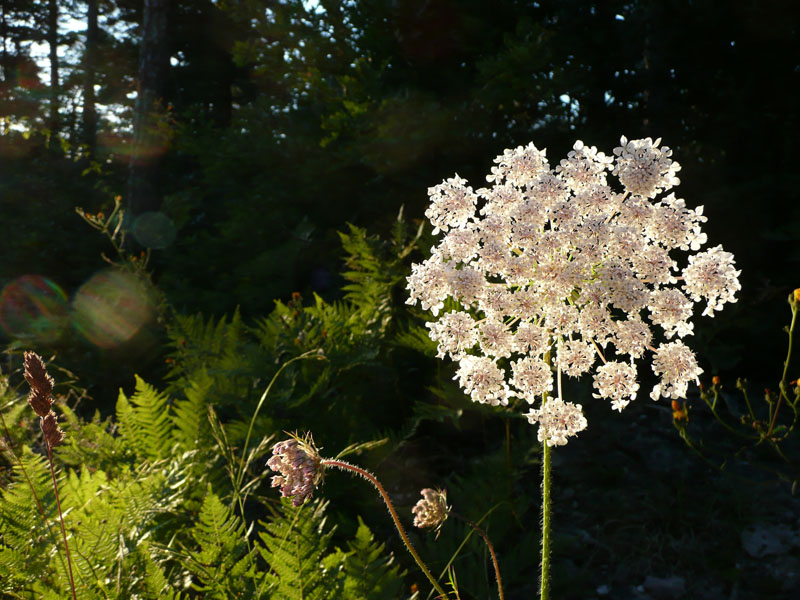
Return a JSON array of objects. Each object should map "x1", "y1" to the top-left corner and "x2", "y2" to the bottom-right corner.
[
  {"x1": 412, "y1": 488, "x2": 450, "y2": 532},
  {"x1": 408, "y1": 136, "x2": 740, "y2": 444},
  {"x1": 267, "y1": 435, "x2": 322, "y2": 507}
]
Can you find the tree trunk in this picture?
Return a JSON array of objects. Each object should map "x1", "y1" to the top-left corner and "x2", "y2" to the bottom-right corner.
[
  {"x1": 47, "y1": 0, "x2": 59, "y2": 137},
  {"x1": 127, "y1": 0, "x2": 170, "y2": 217},
  {"x1": 83, "y1": 0, "x2": 98, "y2": 158}
]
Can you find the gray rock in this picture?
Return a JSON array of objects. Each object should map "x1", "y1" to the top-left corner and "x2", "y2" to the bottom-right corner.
[{"x1": 642, "y1": 575, "x2": 686, "y2": 600}]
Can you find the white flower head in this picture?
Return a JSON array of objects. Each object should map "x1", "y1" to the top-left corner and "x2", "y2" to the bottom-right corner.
[
  {"x1": 408, "y1": 136, "x2": 739, "y2": 445},
  {"x1": 592, "y1": 361, "x2": 640, "y2": 411},
  {"x1": 613, "y1": 136, "x2": 681, "y2": 198},
  {"x1": 526, "y1": 398, "x2": 588, "y2": 447},
  {"x1": 454, "y1": 355, "x2": 509, "y2": 406},
  {"x1": 682, "y1": 245, "x2": 741, "y2": 316},
  {"x1": 510, "y1": 356, "x2": 554, "y2": 404},
  {"x1": 650, "y1": 341, "x2": 704, "y2": 400},
  {"x1": 425, "y1": 175, "x2": 477, "y2": 235}
]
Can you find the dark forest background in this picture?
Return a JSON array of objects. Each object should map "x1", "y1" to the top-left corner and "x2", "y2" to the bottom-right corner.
[
  {"x1": 1, "y1": 0, "x2": 797, "y2": 378},
  {"x1": 1, "y1": 1, "x2": 800, "y2": 598}
]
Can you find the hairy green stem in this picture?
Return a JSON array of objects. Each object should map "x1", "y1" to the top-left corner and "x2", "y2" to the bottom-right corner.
[
  {"x1": 541, "y1": 440, "x2": 551, "y2": 600},
  {"x1": 540, "y1": 350, "x2": 554, "y2": 600},
  {"x1": 322, "y1": 459, "x2": 450, "y2": 600}
]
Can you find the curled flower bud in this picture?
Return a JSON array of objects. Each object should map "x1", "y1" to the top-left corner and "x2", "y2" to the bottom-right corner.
[
  {"x1": 412, "y1": 488, "x2": 450, "y2": 532},
  {"x1": 267, "y1": 436, "x2": 322, "y2": 507}
]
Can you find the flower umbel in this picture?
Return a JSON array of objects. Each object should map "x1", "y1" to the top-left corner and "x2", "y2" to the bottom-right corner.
[
  {"x1": 267, "y1": 435, "x2": 322, "y2": 506},
  {"x1": 412, "y1": 488, "x2": 451, "y2": 533},
  {"x1": 408, "y1": 136, "x2": 740, "y2": 444}
]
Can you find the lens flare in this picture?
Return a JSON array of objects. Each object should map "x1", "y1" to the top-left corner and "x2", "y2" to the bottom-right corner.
[
  {"x1": 132, "y1": 211, "x2": 176, "y2": 249},
  {"x1": 72, "y1": 270, "x2": 156, "y2": 348},
  {"x1": 0, "y1": 275, "x2": 69, "y2": 342}
]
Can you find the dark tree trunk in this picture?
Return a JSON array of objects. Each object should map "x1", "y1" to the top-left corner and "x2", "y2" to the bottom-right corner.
[
  {"x1": 47, "y1": 0, "x2": 59, "y2": 137},
  {"x1": 127, "y1": 0, "x2": 170, "y2": 217},
  {"x1": 83, "y1": 0, "x2": 98, "y2": 158}
]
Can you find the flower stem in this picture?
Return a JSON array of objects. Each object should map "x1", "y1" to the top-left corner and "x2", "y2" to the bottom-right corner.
[
  {"x1": 540, "y1": 439, "x2": 551, "y2": 600},
  {"x1": 45, "y1": 443, "x2": 77, "y2": 600},
  {"x1": 766, "y1": 295, "x2": 797, "y2": 437},
  {"x1": 322, "y1": 459, "x2": 450, "y2": 599},
  {"x1": 540, "y1": 350, "x2": 553, "y2": 600},
  {"x1": 451, "y1": 512, "x2": 504, "y2": 600}
]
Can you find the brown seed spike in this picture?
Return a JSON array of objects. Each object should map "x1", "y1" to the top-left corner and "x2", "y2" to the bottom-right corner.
[
  {"x1": 41, "y1": 411, "x2": 65, "y2": 449},
  {"x1": 24, "y1": 352, "x2": 55, "y2": 417}
]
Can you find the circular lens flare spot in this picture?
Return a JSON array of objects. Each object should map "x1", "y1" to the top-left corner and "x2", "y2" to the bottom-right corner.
[
  {"x1": 132, "y1": 211, "x2": 176, "y2": 249},
  {"x1": 0, "y1": 275, "x2": 69, "y2": 342},
  {"x1": 73, "y1": 270, "x2": 155, "y2": 348}
]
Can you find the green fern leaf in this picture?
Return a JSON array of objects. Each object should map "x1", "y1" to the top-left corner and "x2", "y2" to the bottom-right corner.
[
  {"x1": 258, "y1": 499, "x2": 340, "y2": 600},
  {"x1": 332, "y1": 517, "x2": 406, "y2": 600},
  {"x1": 182, "y1": 490, "x2": 258, "y2": 599},
  {"x1": 116, "y1": 376, "x2": 173, "y2": 461}
]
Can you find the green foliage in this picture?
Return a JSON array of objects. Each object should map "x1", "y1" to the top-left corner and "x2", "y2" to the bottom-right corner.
[
  {"x1": 181, "y1": 491, "x2": 258, "y2": 598},
  {"x1": 116, "y1": 375, "x2": 173, "y2": 462},
  {"x1": 325, "y1": 516, "x2": 406, "y2": 600},
  {"x1": 0, "y1": 449, "x2": 58, "y2": 594},
  {"x1": 258, "y1": 499, "x2": 339, "y2": 599}
]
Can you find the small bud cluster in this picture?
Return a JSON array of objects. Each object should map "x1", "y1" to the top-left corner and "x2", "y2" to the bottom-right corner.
[
  {"x1": 267, "y1": 438, "x2": 322, "y2": 507},
  {"x1": 412, "y1": 488, "x2": 450, "y2": 531},
  {"x1": 23, "y1": 352, "x2": 65, "y2": 449},
  {"x1": 408, "y1": 137, "x2": 741, "y2": 445}
]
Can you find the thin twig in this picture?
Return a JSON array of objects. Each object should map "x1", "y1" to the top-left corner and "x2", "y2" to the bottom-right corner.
[
  {"x1": 45, "y1": 443, "x2": 77, "y2": 600},
  {"x1": 451, "y1": 512, "x2": 504, "y2": 600}
]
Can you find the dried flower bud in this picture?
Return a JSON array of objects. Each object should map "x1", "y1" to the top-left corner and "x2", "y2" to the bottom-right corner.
[
  {"x1": 671, "y1": 400, "x2": 688, "y2": 422},
  {"x1": 267, "y1": 436, "x2": 322, "y2": 507},
  {"x1": 412, "y1": 488, "x2": 450, "y2": 531},
  {"x1": 24, "y1": 351, "x2": 55, "y2": 417},
  {"x1": 41, "y1": 411, "x2": 65, "y2": 448}
]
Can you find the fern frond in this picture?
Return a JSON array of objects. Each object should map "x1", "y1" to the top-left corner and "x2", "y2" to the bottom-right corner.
[
  {"x1": 327, "y1": 517, "x2": 405, "y2": 600},
  {"x1": 258, "y1": 499, "x2": 340, "y2": 600},
  {"x1": 181, "y1": 490, "x2": 259, "y2": 599},
  {"x1": 116, "y1": 376, "x2": 172, "y2": 462},
  {"x1": 171, "y1": 369, "x2": 214, "y2": 453},
  {"x1": 0, "y1": 448, "x2": 67, "y2": 595}
]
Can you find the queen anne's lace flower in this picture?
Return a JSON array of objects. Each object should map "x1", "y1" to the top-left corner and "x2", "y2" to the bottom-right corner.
[
  {"x1": 454, "y1": 355, "x2": 509, "y2": 406},
  {"x1": 426, "y1": 311, "x2": 477, "y2": 359},
  {"x1": 408, "y1": 136, "x2": 739, "y2": 445},
  {"x1": 650, "y1": 341, "x2": 703, "y2": 400},
  {"x1": 510, "y1": 356, "x2": 554, "y2": 403},
  {"x1": 526, "y1": 398, "x2": 588, "y2": 446},
  {"x1": 412, "y1": 488, "x2": 450, "y2": 531},
  {"x1": 557, "y1": 339, "x2": 596, "y2": 377},
  {"x1": 593, "y1": 361, "x2": 640, "y2": 411},
  {"x1": 267, "y1": 438, "x2": 322, "y2": 507},
  {"x1": 613, "y1": 136, "x2": 681, "y2": 199},
  {"x1": 682, "y1": 245, "x2": 742, "y2": 316},
  {"x1": 425, "y1": 175, "x2": 478, "y2": 235}
]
